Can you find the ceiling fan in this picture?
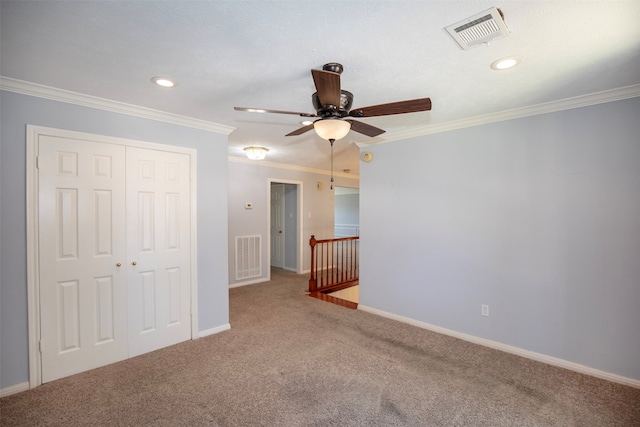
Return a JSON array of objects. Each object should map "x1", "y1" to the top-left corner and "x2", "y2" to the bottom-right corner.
[{"x1": 234, "y1": 62, "x2": 432, "y2": 142}]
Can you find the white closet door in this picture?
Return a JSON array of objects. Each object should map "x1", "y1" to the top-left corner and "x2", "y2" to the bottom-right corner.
[
  {"x1": 39, "y1": 136, "x2": 128, "y2": 383},
  {"x1": 126, "y1": 147, "x2": 192, "y2": 357}
]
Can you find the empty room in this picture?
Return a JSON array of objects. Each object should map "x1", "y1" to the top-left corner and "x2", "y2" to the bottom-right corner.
[{"x1": 1, "y1": 1, "x2": 639, "y2": 425}]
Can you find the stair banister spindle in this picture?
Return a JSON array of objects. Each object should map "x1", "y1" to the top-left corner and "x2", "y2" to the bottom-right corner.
[{"x1": 309, "y1": 235, "x2": 317, "y2": 292}]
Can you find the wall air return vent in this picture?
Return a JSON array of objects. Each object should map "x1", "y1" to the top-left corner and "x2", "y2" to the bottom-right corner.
[
  {"x1": 235, "y1": 235, "x2": 261, "y2": 280},
  {"x1": 446, "y1": 7, "x2": 510, "y2": 50}
]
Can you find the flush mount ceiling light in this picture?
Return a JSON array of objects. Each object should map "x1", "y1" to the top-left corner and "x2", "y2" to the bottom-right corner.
[
  {"x1": 491, "y1": 56, "x2": 520, "y2": 70},
  {"x1": 313, "y1": 118, "x2": 351, "y2": 141},
  {"x1": 244, "y1": 146, "x2": 269, "y2": 160},
  {"x1": 151, "y1": 76, "x2": 177, "y2": 88}
]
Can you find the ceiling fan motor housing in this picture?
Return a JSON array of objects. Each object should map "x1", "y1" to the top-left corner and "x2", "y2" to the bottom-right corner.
[
  {"x1": 312, "y1": 90, "x2": 353, "y2": 117},
  {"x1": 322, "y1": 62, "x2": 344, "y2": 74}
]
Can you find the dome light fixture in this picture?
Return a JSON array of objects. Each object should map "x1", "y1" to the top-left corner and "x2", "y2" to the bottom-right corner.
[
  {"x1": 313, "y1": 118, "x2": 351, "y2": 141},
  {"x1": 490, "y1": 56, "x2": 520, "y2": 70},
  {"x1": 244, "y1": 146, "x2": 269, "y2": 160},
  {"x1": 151, "y1": 76, "x2": 177, "y2": 88},
  {"x1": 312, "y1": 118, "x2": 351, "y2": 190}
]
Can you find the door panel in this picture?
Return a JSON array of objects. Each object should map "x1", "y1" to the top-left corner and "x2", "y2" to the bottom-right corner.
[
  {"x1": 126, "y1": 147, "x2": 191, "y2": 357},
  {"x1": 39, "y1": 136, "x2": 128, "y2": 383},
  {"x1": 270, "y1": 183, "x2": 285, "y2": 268}
]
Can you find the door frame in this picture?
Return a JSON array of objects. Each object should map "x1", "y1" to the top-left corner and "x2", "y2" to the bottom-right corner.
[
  {"x1": 26, "y1": 125, "x2": 199, "y2": 389},
  {"x1": 267, "y1": 178, "x2": 303, "y2": 278}
]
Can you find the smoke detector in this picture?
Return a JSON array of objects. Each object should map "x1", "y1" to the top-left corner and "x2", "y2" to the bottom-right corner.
[{"x1": 445, "y1": 7, "x2": 510, "y2": 50}]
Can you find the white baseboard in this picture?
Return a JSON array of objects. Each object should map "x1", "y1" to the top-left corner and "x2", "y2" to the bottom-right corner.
[
  {"x1": 229, "y1": 277, "x2": 269, "y2": 288},
  {"x1": 358, "y1": 304, "x2": 640, "y2": 389},
  {"x1": 198, "y1": 323, "x2": 231, "y2": 338},
  {"x1": 1, "y1": 381, "x2": 30, "y2": 397}
]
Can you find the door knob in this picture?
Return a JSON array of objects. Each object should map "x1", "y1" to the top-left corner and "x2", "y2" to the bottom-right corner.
[
  {"x1": 116, "y1": 263, "x2": 122, "y2": 267},
  {"x1": 278, "y1": 230, "x2": 282, "y2": 234},
  {"x1": 132, "y1": 261, "x2": 137, "y2": 266}
]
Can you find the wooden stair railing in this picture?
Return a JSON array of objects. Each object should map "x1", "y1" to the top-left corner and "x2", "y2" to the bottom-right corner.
[{"x1": 309, "y1": 235, "x2": 359, "y2": 294}]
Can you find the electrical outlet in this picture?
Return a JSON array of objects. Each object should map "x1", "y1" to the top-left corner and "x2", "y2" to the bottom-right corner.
[{"x1": 481, "y1": 304, "x2": 489, "y2": 317}]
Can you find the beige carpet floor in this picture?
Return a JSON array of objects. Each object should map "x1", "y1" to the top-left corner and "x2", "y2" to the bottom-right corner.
[{"x1": 1, "y1": 268, "x2": 639, "y2": 426}]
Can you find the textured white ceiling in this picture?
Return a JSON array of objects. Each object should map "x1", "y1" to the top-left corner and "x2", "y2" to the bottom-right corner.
[{"x1": 2, "y1": 1, "x2": 639, "y2": 175}]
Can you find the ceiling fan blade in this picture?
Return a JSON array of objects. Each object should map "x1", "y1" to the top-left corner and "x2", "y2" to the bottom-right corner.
[
  {"x1": 349, "y1": 98, "x2": 432, "y2": 117},
  {"x1": 311, "y1": 69, "x2": 341, "y2": 107},
  {"x1": 345, "y1": 119, "x2": 386, "y2": 137},
  {"x1": 285, "y1": 124, "x2": 315, "y2": 136},
  {"x1": 234, "y1": 107, "x2": 317, "y2": 118}
]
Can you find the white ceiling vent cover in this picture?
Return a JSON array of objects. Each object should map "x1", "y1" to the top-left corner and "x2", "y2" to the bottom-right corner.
[{"x1": 446, "y1": 7, "x2": 510, "y2": 50}]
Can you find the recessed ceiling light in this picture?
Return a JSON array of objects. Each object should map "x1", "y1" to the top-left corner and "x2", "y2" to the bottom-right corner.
[
  {"x1": 301, "y1": 120, "x2": 313, "y2": 126},
  {"x1": 490, "y1": 56, "x2": 520, "y2": 70},
  {"x1": 151, "y1": 76, "x2": 177, "y2": 88}
]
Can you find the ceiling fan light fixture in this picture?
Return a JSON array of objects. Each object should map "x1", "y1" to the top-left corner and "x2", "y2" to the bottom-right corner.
[
  {"x1": 313, "y1": 118, "x2": 351, "y2": 141},
  {"x1": 244, "y1": 146, "x2": 269, "y2": 160}
]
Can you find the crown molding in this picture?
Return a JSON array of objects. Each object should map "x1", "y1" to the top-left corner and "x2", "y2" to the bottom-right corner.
[
  {"x1": 357, "y1": 84, "x2": 640, "y2": 147},
  {"x1": 228, "y1": 155, "x2": 359, "y2": 180},
  {"x1": 0, "y1": 77, "x2": 235, "y2": 135},
  {"x1": 6, "y1": 76, "x2": 636, "y2": 151}
]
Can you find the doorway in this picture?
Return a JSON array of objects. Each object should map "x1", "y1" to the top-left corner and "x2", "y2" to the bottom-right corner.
[
  {"x1": 268, "y1": 180, "x2": 303, "y2": 274},
  {"x1": 334, "y1": 186, "x2": 360, "y2": 238}
]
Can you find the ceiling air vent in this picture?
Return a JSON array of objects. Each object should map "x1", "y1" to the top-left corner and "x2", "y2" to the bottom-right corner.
[{"x1": 445, "y1": 7, "x2": 510, "y2": 50}]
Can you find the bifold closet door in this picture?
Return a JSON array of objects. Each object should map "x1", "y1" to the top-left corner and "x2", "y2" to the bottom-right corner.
[
  {"x1": 38, "y1": 136, "x2": 193, "y2": 383},
  {"x1": 39, "y1": 136, "x2": 128, "y2": 383},
  {"x1": 126, "y1": 147, "x2": 192, "y2": 357}
]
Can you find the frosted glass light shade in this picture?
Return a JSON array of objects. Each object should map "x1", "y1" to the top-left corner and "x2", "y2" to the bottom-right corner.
[
  {"x1": 244, "y1": 146, "x2": 268, "y2": 160},
  {"x1": 313, "y1": 119, "x2": 351, "y2": 141}
]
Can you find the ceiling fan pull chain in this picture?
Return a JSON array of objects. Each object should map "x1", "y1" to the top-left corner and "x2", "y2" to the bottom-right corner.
[{"x1": 330, "y1": 138, "x2": 335, "y2": 190}]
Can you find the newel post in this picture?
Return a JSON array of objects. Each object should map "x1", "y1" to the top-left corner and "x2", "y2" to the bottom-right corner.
[{"x1": 309, "y1": 235, "x2": 317, "y2": 292}]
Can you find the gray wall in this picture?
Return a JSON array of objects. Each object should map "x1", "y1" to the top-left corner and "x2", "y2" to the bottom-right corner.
[
  {"x1": 0, "y1": 90, "x2": 230, "y2": 389},
  {"x1": 228, "y1": 160, "x2": 359, "y2": 285},
  {"x1": 359, "y1": 97, "x2": 640, "y2": 381}
]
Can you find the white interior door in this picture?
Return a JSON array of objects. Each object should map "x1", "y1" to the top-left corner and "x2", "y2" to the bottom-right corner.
[
  {"x1": 38, "y1": 136, "x2": 128, "y2": 383},
  {"x1": 126, "y1": 147, "x2": 192, "y2": 357},
  {"x1": 37, "y1": 134, "x2": 194, "y2": 383},
  {"x1": 270, "y1": 183, "x2": 285, "y2": 268}
]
